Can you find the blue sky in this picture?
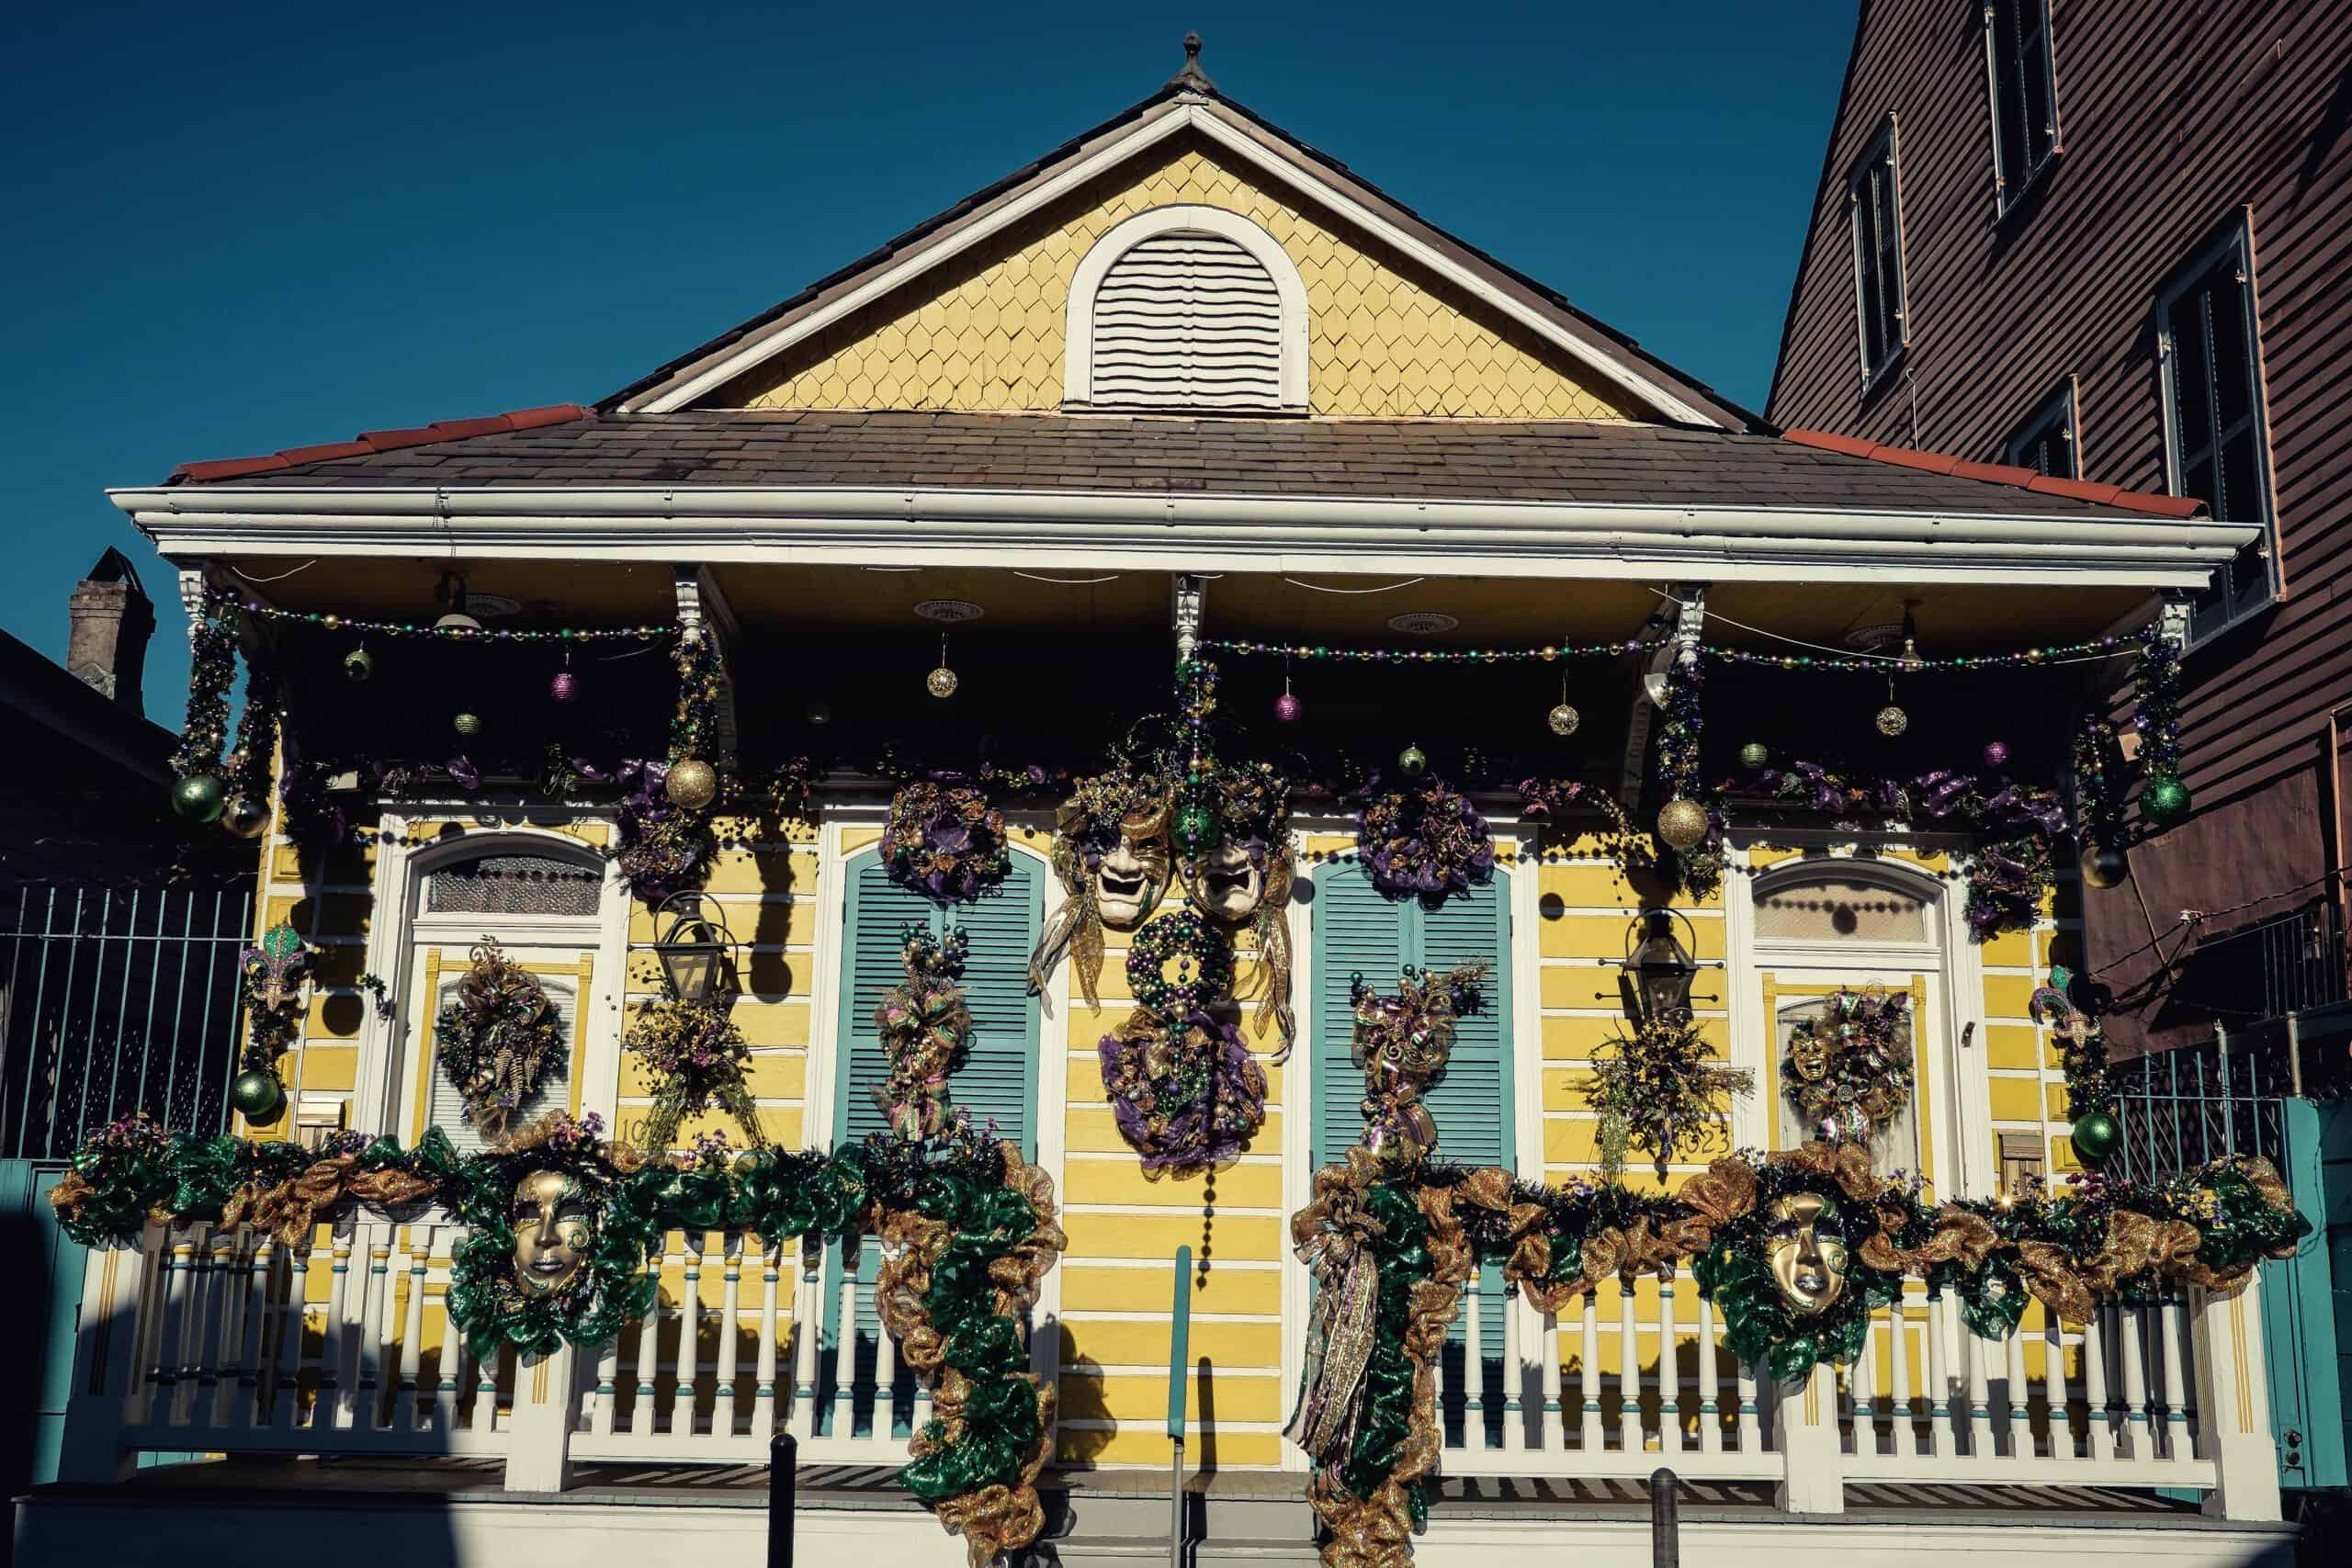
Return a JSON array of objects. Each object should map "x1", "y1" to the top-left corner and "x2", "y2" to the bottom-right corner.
[{"x1": 3, "y1": 2, "x2": 1856, "y2": 727}]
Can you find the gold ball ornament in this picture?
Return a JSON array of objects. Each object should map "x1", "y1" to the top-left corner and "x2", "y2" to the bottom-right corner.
[
  {"x1": 1656, "y1": 797, "x2": 1709, "y2": 851},
  {"x1": 1547, "y1": 703, "x2": 1581, "y2": 737},
  {"x1": 664, "y1": 759, "x2": 719, "y2": 810},
  {"x1": 925, "y1": 665, "x2": 959, "y2": 699},
  {"x1": 1875, "y1": 704, "x2": 1909, "y2": 738},
  {"x1": 221, "y1": 795, "x2": 270, "y2": 839},
  {"x1": 2079, "y1": 845, "x2": 2131, "y2": 890}
]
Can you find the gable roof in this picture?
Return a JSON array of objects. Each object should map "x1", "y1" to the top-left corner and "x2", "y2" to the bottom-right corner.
[{"x1": 601, "y1": 75, "x2": 1760, "y2": 431}]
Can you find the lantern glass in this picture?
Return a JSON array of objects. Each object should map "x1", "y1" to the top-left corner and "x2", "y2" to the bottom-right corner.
[
  {"x1": 652, "y1": 894, "x2": 733, "y2": 1005},
  {"x1": 1627, "y1": 911, "x2": 1698, "y2": 1025}
]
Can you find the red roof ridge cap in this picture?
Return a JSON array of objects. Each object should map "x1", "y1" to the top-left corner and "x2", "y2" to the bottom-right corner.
[
  {"x1": 1781, "y1": 428, "x2": 2204, "y2": 517},
  {"x1": 170, "y1": 403, "x2": 589, "y2": 483}
]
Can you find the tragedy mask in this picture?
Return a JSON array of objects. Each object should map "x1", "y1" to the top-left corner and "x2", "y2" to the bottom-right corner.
[
  {"x1": 1095, "y1": 806, "x2": 1172, "y2": 930},
  {"x1": 511, "y1": 1168, "x2": 594, "y2": 1298},
  {"x1": 1763, "y1": 1190, "x2": 1849, "y2": 1316},
  {"x1": 1182, "y1": 838, "x2": 1267, "y2": 924}
]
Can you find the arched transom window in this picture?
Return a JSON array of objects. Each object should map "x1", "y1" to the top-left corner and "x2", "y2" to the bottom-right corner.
[{"x1": 1064, "y1": 204, "x2": 1309, "y2": 412}]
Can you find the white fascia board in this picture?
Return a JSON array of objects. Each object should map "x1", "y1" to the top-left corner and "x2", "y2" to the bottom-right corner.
[{"x1": 112, "y1": 484, "x2": 2255, "y2": 590}]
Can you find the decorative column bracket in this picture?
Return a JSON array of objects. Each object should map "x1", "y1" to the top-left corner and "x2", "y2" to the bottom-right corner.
[
  {"x1": 675, "y1": 565, "x2": 741, "y2": 767},
  {"x1": 2158, "y1": 594, "x2": 2191, "y2": 654},
  {"x1": 1620, "y1": 585, "x2": 1703, "y2": 807},
  {"x1": 1172, "y1": 573, "x2": 1205, "y2": 664}
]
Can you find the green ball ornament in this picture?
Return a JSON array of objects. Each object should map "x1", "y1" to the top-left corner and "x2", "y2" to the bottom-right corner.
[
  {"x1": 221, "y1": 795, "x2": 270, "y2": 840},
  {"x1": 2143, "y1": 774, "x2": 2190, "y2": 825},
  {"x1": 2079, "y1": 845, "x2": 2130, "y2": 890},
  {"x1": 453, "y1": 712, "x2": 483, "y2": 739},
  {"x1": 1397, "y1": 745, "x2": 1428, "y2": 778},
  {"x1": 1738, "y1": 741, "x2": 1770, "y2": 770},
  {"x1": 230, "y1": 1068, "x2": 286, "y2": 1122},
  {"x1": 171, "y1": 773, "x2": 227, "y2": 824},
  {"x1": 1172, "y1": 803, "x2": 1220, "y2": 857},
  {"x1": 343, "y1": 647, "x2": 374, "y2": 682},
  {"x1": 2069, "y1": 1108, "x2": 2122, "y2": 1165}
]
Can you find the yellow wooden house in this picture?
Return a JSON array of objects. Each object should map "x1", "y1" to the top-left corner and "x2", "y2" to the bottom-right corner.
[{"x1": 25, "y1": 40, "x2": 2290, "y2": 1568}]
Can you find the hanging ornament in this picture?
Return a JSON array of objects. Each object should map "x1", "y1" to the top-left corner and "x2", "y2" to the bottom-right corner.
[
  {"x1": 926, "y1": 632, "x2": 959, "y2": 698},
  {"x1": 343, "y1": 645, "x2": 374, "y2": 682},
  {"x1": 221, "y1": 795, "x2": 270, "y2": 840},
  {"x1": 2068, "y1": 1108, "x2": 2122, "y2": 1164},
  {"x1": 1547, "y1": 704, "x2": 1580, "y2": 737},
  {"x1": 1875, "y1": 705, "x2": 1909, "y2": 737},
  {"x1": 1273, "y1": 660, "x2": 1302, "y2": 723},
  {"x1": 1738, "y1": 741, "x2": 1770, "y2": 770},
  {"x1": 230, "y1": 1068, "x2": 286, "y2": 1122},
  {"x1": 452, "y1": 711, "x2": 483, "y2": 739},
  {"x1": 1657, "y1": 796, "x2": 1709, "y2": 851},
  {"x1": 1172, "y1": 802, "x2": 1219, "y2": 858},
  {"x1": 665, "y1": 759, "x2": 719, "y2": 810},
  {"x1": 2143, "y1": 773, "x2": 2191, "y2": 825},
  {"x1": 1982, "y1": 739, "x2": 2010, "y2": 770},
  {"x1": 2079, "y1": 845, "x2": 2130, "y2": 890},
  {"x1": 1397, "y1": 744, "x2": 1428, "y2": 778},
  {"x1": 171, "y1": 773, "x2": 227, "y2": 824},
  {"x1": 550, "y1": 651, "x2": 578, "y2": 704}
]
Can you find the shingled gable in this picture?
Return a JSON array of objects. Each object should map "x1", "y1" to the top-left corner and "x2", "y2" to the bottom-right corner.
[{"x1": 599, "y1": 72, "x2": 1754, "y2": 429}]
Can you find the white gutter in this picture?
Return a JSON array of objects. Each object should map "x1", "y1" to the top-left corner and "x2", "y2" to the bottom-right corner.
[{"x1": 109, "y1": 484, "x2": 2253, "y2": 588}]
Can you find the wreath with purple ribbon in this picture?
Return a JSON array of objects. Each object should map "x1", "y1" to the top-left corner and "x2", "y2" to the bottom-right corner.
[
  {"x1": 884, "y1": 781, "x2": 1010, "y2": 906},
  {"x1": 1099, "y1": 1011, "x2": 1268, "y2": 1173},
  {"x1": 1355, "y1": 780, "x2": 1496, "y2": 902}
]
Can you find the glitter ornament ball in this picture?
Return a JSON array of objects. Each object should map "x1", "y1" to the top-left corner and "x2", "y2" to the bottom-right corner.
[
  {"x1": 230, "y1": 1068, "x2": 286, "y2": 1122},
  {"x1": 221, "y1": 795, "x2": 270, "y2": 839},
  {"x1": 342, "y1": 647, "x2": 374, "y2": 682},
  {"x1": 2079, "y1": 845, "x2": 2131, "y2": 890},
  {"x1": 1547, "y1": 703, "x2": 1581, "y2": 737},
  {"x1": 1982, "y1": 740, "x2": 2011, "y2": 770},
  {"x1": 1738, "y1": 741, "x2": 1770, "y2": 770},
  {"x1": 1273, "y1": 691, "x2": 1303, "y2": 724},
  {"x1": 171, "y1": 773, "x2": 227, "y2": 824},
  {"x1": 2069, "y1": 1109, "x2": 2122, "y2": 1164},
  {"x1": 925, "y1": 665, "x2": 959, "y2": 699},
  {"x1": 664, "y1": 759, "x2": 719, "y2": 810},
  {"x1": 1397, "y1": 745, "x2": 1429, "y2": 778},
  {"x1": 1656, "y1": 796, "x2": 1709, "y2": 851},
  {"x1": 1875, "y1": 704, "x2": 1909, "y2": 738},
  {"x1": 550, "y1": 671, "x2": 579, "y2": 704},
  {"x1": 453, "y1": 712, "x2": 483, "y2": 739},
  {"x1": 1173, "y1": 803, "x2": 1219, "y2": 856},
  {"x1": 2143, "y1": 773, "x2": 2191, "y2": 825}
]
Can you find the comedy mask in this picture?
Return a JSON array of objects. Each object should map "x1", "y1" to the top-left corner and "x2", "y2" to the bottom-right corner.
[
  {"x1": 1763, "y1": 1190, "x2": 1849, "y2": 1316},
  {"x1": 1095, "y1": 804, "x2": 1172, "y2": 930},
  {"x1": 1180, "y1": 761, "x2": 1292, "y2": 927},
  {"x1": 511, "y1": 1168, "x2": 594, "y2": 1298}
]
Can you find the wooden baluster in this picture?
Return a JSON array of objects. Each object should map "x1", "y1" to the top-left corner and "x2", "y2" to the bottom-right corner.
[
  {"x1": 715, "y1": 1233, "x2": 743, "y2": 1439},
  {"x1": 156, "y1": 1227, "x2": 198, "y2": 1427},
  {"x1": 1849, "y1": 1309, "x2": 1877, "y2": 1459},
  {"x1": 209, "y1": 1228, "x2": 249, "y2": 1427},
  {"x1": 1961, "y1": 1297, "x2": 1993, "y2": 1456},
  {"x1": 1696, "y1": 1289, "x2": 1722, "y2": 1455},
  {"x1": 830, "y1": 1243, "x2": 859, "y2": 1438},
  {"x1": 630, "y1": 1252, "x2": 662, "y2": 1436},
  {"x1": 875, "y1": 1306, "x2": 901, "y2": 1443},
  {"x1": 1538, "y1": 1309, "x2": 1566, "y2": 1454},
  {"x1": 754, "y1": 1238, "x2": 782, "y2": 1438},
  {"x1": 2041, "y1": 1309, "x2": 2071, "y2": 1460},
  {"x1": 1617, "y1": 1281, "x2": 1641, "y2": 1451},
  {"x1": 361, "y1": 1226, "x2": 396, "y2": 1430},
  {"x1": 434, "y1": 1232, "x2": 462, "y2": 1436},
  {"x1": 1927, "y1": 1290, "x2": 1954, "y2": 1460},
  {"x1": 1886, "y1": 1291, "x2": 1915, "y2": 1457},
  {"x1": 1502, "y1": 1286, "x2": 1526, "y2": 1454},
  {"x1": 2080, "y1": 1304, "x2": 2114, "y2": 1461},
  {"x1": 1657, "y1": 1266, "x2": 1683, "y2": 1456},
  {"x1": 2158, "y1": 1294, "x2": 2191, "y2": 1463},
  {"x1": 242, "y1": 1235, "x2": 277, "y2": 1427},
  {"x1": 1579, "y1": 1291, "x2": 1604, "y2": 1451},
  {"x1": 677, "y1": 1231, "x2": 705, "y2": 1444},
  {"x1": 791, "y1": 1247, "x2": 820, "y2": 1435},
  {"x1": 2002, "y1": 1315, "x2": 2030, "y2": 1461},
  {"x1": 1735, "y1": 1354, "x2": 1760, "y2": 1456},
  {"x1": 279, "y1": 1239, "x2": 316, "y2": 1430},
  {"x1": 470, "y1": 1342, "x2": 502, "y2": 1438},
  {"x1": 397, "y1": 1226, "x2": 431, "y2": 1433},
  {"x1": 323, "y1": 1218, "x2": 360, "y2": 1427},
  {"x1": 1463, "y1": 1271, "x2": 1485, "y2": 1450},
  {"x1": 2118, "y1": 1301, "x2": 2153, "y2": 1460}
]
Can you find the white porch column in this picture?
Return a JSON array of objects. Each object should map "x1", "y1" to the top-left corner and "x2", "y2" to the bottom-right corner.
[
  {"x1": 1774, "y1": 1363, "x2": 1845, "y2": 1514},
  {"x1": 503, "y1": 1345, "x2": 582, "y2": 1491},
  {"x1": 2193, "y1": 1276, "x2": 2282, "y2": 1521}
]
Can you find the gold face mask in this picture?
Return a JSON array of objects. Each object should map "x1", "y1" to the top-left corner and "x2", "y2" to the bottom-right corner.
[
  {"x1": 1763, "y1": 1190, "x2": 1849, "y2": 1316},
  {"x1": 511, "y1": 1168, "x2": 594, "y2": 1298},
  {"x1": 1094, "y1": 809, "x2": 1172, "y2": 930}
]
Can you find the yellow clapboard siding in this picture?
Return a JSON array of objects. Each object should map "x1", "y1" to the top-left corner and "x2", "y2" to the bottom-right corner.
[
  {"x1": 1540, "y1": 913, "x2": 1724, "y2": 962},
  {"x1": 1062, "y1": 1212, "x2": 1282, "y2": 1263},
  {"x1": 654, "y1": 1107, "x2": 803, "y2": 1149},
  {"x1": 1057, "y1": 1427, "x2": 1283, "y2": 1468},
  {"x1": 1058, "y1": 1263, "x2": 1281, "y2": 1317},
  {"x1": 629, "y1": 903, "x2": 815, "y2": 947},
  {"x1": 1543, "y1": 1014, "x2": 1728, "y2": 1060},
  {"x1": 698, "y1": 849, "x2": 820, "y2": 893},
  {"x1": 266, "y1": 893, "x2": 373, "y2": 939},
  {"x1": 1059, "y1": 1316, "x2": 1281, "y2": 1371},
  {"x1": 1062, "y1": 1157, "x2": 1285, "y2": 1209},
  {"x1": 1066, "y1": 1371, "x2": 1285, "y2": 1424},
  {"x1": 620, "y1": 1050, "x2": 805, "y2": 1100}
]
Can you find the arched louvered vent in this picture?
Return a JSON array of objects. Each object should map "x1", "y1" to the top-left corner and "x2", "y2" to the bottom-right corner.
[{"x1": 1088, "y1": 231, "x2": 1283, "y2": 410}]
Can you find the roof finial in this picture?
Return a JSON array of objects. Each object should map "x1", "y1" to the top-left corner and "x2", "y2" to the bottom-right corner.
[{"x1": 1168, "y1": 29, "x2": 1216, "y2": 94}]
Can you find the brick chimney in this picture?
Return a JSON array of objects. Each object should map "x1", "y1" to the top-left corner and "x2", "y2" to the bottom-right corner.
[{"x1": 67, "y1": 547, "x2": 155, "y2": 711}]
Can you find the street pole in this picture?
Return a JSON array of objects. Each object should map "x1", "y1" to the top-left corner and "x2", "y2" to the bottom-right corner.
[
  {"x1": 1169, "y1": 1246, "x2": 1193, "y2": 1568},
  {"x1": 770, "y1": 1428, "x2": 797, "y2": 1568},
  {"x1": 1650, "y1": 1465, "x2": 1679, "y2": 1568}
]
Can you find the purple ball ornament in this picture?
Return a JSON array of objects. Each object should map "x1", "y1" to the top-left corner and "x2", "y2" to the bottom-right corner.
[
  {"x1": 1982, "y1": 740, "x2": 2010, "y2": 770},
  {"x1": 1273, "y1": 691, "x2": 1303, "y2": 723},
  {"x1": 550, "y1": 670, "x2": 579, "y2": 704}
]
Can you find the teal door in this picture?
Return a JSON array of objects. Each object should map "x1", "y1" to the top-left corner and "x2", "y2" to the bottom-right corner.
[
  {"x1": 819, "y1": 848, "x2": 1042, "y2": 1437},
  {"x1": 2265, "y1": 1099, "x2": 2349, "y2": 1490},
  {"x1": 1309, "y1": 862, "x2": 1513, "y2": 1445},
  {"x1": 1, "y1": 1160, "x2": 88, "y2": 1491}
]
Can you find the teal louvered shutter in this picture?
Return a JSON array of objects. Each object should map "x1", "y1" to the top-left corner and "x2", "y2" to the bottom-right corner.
[
  {"x1": 831, "y1": 854, "x2": 940, "y2": 1147},
  {"x1": 1309, "y1": 863, "x2": 1404, "y2": 1169},
  {"x1": 937, "y1": 854, "x2": 1042, "y2": 1153},
  {"x1": 1415, "y1": 878, "x2": 1514, "y2": 1170}
]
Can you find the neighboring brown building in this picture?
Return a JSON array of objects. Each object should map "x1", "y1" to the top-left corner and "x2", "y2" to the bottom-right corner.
[{"x1": 1767, "y1": 0, "x2": 2352, "y2": 1058}]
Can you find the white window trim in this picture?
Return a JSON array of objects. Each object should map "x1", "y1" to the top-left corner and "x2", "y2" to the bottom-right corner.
[
  {"x1": 1063, "y1": 204, "x2": 1309, "y2": 412},
  {"x1": 1846, "y1": 116, "x2": 1911, "y2": 391},
  {"x1": 2002, "y1": 376, "x2": 2079, "y2": 477},
  {"x1": 1981, "y1": 0, "x2": 2063, "y2": 218}
]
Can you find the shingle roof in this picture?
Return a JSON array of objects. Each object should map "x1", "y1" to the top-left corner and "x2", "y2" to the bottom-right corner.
[{"x1": 164, "y1": 409, "x2": 2200, "y2": 520}]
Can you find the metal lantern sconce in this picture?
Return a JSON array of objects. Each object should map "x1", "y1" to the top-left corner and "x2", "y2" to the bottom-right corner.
[
  {"x1": 1623, "y1": 908, "x2": 1701, "y2": 1026},
  {"x1": 652, "y1": 892, "x2": 735, "y2": 1005}
]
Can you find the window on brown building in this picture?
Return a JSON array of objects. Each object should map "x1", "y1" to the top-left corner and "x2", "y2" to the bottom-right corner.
[
  {"x1": 1847, "y1": 119, "x2": 1908, "y2": 389},
  {"x1": 2158, "y1": 219, "x2": 2278, "y2": 639},
  {"x1": 1983, "y1": 0, "x2": 2060, "y2": 212},
  {"x1": 2002, "y1": 379, "x2": 2077, "y2": 479}
]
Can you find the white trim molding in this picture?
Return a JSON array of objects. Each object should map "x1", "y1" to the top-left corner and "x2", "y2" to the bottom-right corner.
[{"x1": 1063, "y1": 204, "x2": 1308, "y2": 412}]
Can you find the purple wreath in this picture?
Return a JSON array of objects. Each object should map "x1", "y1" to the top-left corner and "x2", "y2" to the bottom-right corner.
[
  {"x1": 884, "y1": 781, "x2": 1010, "y2": 906},
  {"x1": 1099, "y1": 1010, "x2": 1269, "y2": 1173},
  {"x1": 1355, "y1": 781, "x2": 1496, "y2": 901}
]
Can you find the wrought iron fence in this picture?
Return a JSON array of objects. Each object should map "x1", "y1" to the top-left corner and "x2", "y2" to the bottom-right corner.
[
  {"x1": 0, "y1": 881, "x2": 253, "y2": 1161},
  {"x1": 2109, "y1": 1035, "x2": 2290, "y2": 1183},
  {"x1": 2172, "y1": 897, "x2": 2347, "y2": 1027}
]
